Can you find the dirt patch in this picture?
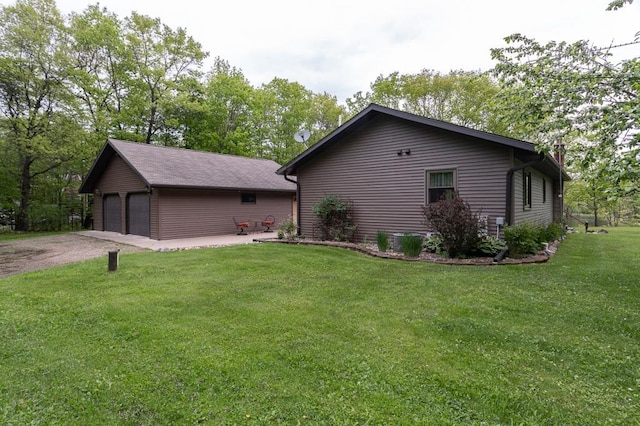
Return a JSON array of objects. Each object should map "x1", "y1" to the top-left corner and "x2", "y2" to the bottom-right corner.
[{"x1": 0, "y1": 234, "x2": 147, "y2": 278}]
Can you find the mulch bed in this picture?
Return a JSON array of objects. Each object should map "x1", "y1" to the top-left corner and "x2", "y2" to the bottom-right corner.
[{"x1": 258, "y1": 238, "x2": 561, "y2": 266}]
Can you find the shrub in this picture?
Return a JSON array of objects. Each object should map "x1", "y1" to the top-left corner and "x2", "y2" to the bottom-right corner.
[
  {"x1": 423, "y1": 235, "x2": 444, "y2": 254},
  {"x1": 376, "y1": 231, "x2": 390, "y2": 252},
  {"x1": 421, "y1": 196, "x2": 482, "y2": 258},
  {"x1": 278, "y1": 216, "x2": 297, "y2": 240},
  {"x1": 312, "y1": 195, "x2": 357, "y2": 242},
  {"x1": 476, "y1": 236, "x2": 508, "y2": 256},
  {"x1": 503, "y1": 222, "x2": 540, "y2": 258},
  {"x1": 400, "y1": 234, "x2": 423, "y2": 257},
  {"x1": 539, "y1": 222, "x2": 565, "y2": 242}
]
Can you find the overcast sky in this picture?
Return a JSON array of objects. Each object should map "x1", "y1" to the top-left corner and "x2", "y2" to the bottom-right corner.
[{"x1": 6, "y1": 0, "x2": 640, "y2": 103}]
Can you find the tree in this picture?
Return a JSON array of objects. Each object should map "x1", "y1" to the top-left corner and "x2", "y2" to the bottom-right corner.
[
  {"x1": 307, "y1": 92, "x2": 346, "y2": 145},
  {"x1": 181, "y1": 58, "x2": 255, "y2": 155},
  {"x1": 490, "y1": 32, "x2": 640, "y2": 218},
  {"x1": 0, "y1": 0, "x2": 85, "y2": 231},
  {"x1": 345, "y1": 70, "x2": 500, "y2": 131},
  {"x1": 250, "y1": 78, "x2": 313, "y2": 163},
  {"x1": 68, "y1": 4, "x2": 127, "y2": 143},
  {"x1": 123, "y1": 12, "x2": 208, "y2": 144},
  {"x1": 606, "y1": 0, "x2": 634, "y2": 10}
]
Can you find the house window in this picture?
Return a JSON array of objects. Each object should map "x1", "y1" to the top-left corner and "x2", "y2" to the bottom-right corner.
[
  {"x1": 523, "y1": 171, "x2": 532, "y2": 209},
  {"x1": 241, "y1": 192, "x2": 256, "y2": 204},
  {"x1": 542, "y1": 178, "x2": 547, "y2": 203},
  {"x1": 426, "y1": 170, "x2": 456, "y2": 204}
]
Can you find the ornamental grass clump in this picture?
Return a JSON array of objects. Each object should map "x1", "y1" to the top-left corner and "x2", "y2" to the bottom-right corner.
[
  {"x1": 400, "y1": 234, "x2": 423, "y2": 257},
  {"x1": 376, "y1": 230, "x2": 390, "y2": 252}
]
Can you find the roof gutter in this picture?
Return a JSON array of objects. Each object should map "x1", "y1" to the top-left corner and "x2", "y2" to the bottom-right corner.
[
  {"x1": 283, "y1": 174, "x2": 300, "y2": 235},
  {"x1": 505, "y1": 152, "x2": 545, "y2": 226}
]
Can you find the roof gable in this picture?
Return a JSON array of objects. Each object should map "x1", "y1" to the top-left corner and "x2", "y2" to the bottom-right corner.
[
  {"x1": 80, "y1": 139, "x2": 296, "y2": 193},
  {"x1": 277, "y1": 103, "x2": 560, "y2": 176}
]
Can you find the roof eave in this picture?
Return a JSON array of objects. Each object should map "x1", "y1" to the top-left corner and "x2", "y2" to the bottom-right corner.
[
  {"x1": 277, "y1": 103, "x2": 541, "y2": 175},
  {"x1": 150, "y1": 184, "x2": 296, "y2": 193}
]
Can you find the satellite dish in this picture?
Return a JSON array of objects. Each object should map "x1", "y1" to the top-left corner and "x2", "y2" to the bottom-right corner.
[{"x1": 294, "y1": 129, "x2": 311, "y2": 143}]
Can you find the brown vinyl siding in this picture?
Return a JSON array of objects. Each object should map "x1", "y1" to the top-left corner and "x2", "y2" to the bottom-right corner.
[
  {"x1": 150, "y1": 190, "x2": 160, "y2": 240},
  {"x1": 93, "y1": 155, "x2": 146, "y2": 233},
  {"x1": 514, "y1": 168, "x2": 554, "y2": 226},
  {"x1": 93, "y1": 195, "x2": 103, "y2": 231},
  {"x1": 297, "y1": 115, "x2": 511, "y2": 240},
  {"x1": 157, "y1": 188, "x2": 293, "y2": 239}
]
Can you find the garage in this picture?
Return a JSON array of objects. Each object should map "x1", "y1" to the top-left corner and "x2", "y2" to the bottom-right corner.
[
  {"x1": 103, "y1": 194, "x2": 121, "y2": 232},
  {"x1": 127, "y1": 193, "x2": 150, "y2": 237},
  {"x1": 80, "y1": 139, "x2": 296, "y2": 240}
]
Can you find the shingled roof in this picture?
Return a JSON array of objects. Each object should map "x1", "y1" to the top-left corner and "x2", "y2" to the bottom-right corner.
[
  {"x1": 277, "y1": 103, "x2": 569, "y2": 181},
  {"x1": 79, "y1": 139, "x2": 296, "y2": 193}
]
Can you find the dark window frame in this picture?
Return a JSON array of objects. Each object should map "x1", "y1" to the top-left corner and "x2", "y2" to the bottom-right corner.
[
  {"x1": 241, "y1": 192, "x2": 256, "y2": 204},
  {"x1": 523, "y1": 171, "x2": 532, "y2": 209},
  {"x1": 425, "y1": 169, "x2": 457, "y2": 204},
  {"x1": 542, "y1": 178, "x2": 547, "y2": 203}
]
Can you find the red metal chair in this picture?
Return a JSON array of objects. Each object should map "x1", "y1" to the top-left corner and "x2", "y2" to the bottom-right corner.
[
  {"x1": 261, "y1": 215, "x2": 275, "y2": 232},
  {"x1": 233, "y1": 217, "x2": 251, "y2": 235}
]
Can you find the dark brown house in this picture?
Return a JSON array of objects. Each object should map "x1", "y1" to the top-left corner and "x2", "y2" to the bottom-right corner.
[
  {"x1": 277, "y1": 104, "x2": 570, "y2": 240},
  {"x1": 80, "y1": 139, "x2": 296, "y2": 240}
]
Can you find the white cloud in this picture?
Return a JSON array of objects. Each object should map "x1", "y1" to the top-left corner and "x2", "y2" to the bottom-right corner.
[{"x1": 4, "y1": 0, "x2": 639, "y2": 102}]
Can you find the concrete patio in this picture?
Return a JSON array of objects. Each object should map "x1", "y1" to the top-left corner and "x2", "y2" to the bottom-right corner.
[{"x1": 77, "y1": 230, "x2": 271, "y2": 251}]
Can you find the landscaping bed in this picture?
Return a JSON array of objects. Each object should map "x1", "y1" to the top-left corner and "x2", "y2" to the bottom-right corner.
[{"x1": 262, "y1": 237, "x2": 560, "y2": 265}]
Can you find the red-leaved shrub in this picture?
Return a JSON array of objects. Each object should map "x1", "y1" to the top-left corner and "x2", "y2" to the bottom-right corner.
[{"x1": 421, "y1": 196, "x2": 482, "y2": 258}]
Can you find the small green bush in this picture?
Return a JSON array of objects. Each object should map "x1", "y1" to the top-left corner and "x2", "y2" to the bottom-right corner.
[
  {"x1": 400, "y1": 234, "x2": 423, "y2": 257},
  {"x1": 312, "y1": 195, "x2": 357, "y2": 242},
  {"x1": 476, "y1": 236, "x2": 508, "y2": 256},
  {"x1": 423, "y1": 235, "x2": 444, "y2": 254},
  {"x1": 278, "y1": 216, "x2": 297, "y2": 240},
  {"x1": 503, "y1": 222, "x2": 541, "y2": 258},
  {"x1": 376, "y1": 231, "x2": 390, "y2": 252},
  {"x1": 539, "y1": 222, "x2": 565, "y2": 242}
]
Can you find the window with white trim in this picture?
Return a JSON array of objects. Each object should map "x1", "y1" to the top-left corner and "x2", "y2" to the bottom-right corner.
[{"x1": 426, "y1": 170, "x2": 456, "y2": 204}]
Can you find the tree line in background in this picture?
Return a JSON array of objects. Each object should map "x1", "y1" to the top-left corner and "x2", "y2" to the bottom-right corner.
[{"x1": 0, "y1": 0, "x2": 638, "y2": 231}]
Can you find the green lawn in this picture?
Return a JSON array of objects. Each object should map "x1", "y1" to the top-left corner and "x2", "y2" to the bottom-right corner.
[
  {"x1": 1, "y1": 229, "x2": 638, "y2": 424},
  {"x1": 0, "y1": 230, "x2": 68, "y2": 241}
]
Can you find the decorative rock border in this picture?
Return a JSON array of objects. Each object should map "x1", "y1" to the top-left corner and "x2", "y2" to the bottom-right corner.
[{"x1": 256, "y1": 238, "x2": 560, "y2": 266}]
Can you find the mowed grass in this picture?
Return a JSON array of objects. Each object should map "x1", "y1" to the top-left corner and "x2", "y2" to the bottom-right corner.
[{"x1": 0, "y1": 229, "x2": 638, "y2": 424}]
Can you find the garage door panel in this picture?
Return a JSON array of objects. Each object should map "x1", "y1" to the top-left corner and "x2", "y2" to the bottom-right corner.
[
  {"x1": 127, "y1": 193, "x2": 150, "y2": 237},
  {"x1": 103, "y1": 195, "x2": 121, "y2": 232}
]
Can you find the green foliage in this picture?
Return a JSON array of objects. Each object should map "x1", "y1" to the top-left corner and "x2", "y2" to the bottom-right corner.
[
  {"x1": 312, "y1": 195, "x2": 357, "y2": 242},
  {"x1": 539, "y1": 222, "x2": 566, "y2": 242},
  {"x1": 376, "y1": 230, "x2": 390, "y2": 252},
  {"x1": 606, "y1": 0, "x2": 633, "y2": 10},
  {"x1": 421, "y1": 196, "x2": 482, "y2": 258},
  {"x1": 476, "y1": 236, "x2": 508, "y2": 256},
  {"x1": 491, "y1": 33, "x2": 640, "y2": 212},
  {"x1": 346, "y1": 70, "x2": 501, "y2": 132},
  {"x1": 400, "y1": 234, "x2": 423, "y2": 257},
  {"x1": 503, "y1": 222, "x2": 542, "y2": 258},
  {"x1": 278, "y1": 216, "x2": 297, "y2": 240},
  {"x1": 1, "y1": 229, "x2": 639, "y2": 423},
  {"x1": 423, "y1": 235, "x2": 444, "y2": 254}
]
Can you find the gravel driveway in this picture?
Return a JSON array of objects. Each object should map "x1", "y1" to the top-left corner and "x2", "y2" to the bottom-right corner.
[{"x1": 0, "y1": 234, "x2": 147, "y2": 278}]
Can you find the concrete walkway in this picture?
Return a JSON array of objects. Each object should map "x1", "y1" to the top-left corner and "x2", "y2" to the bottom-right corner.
[{"x1": 77, "y1": 230, "x2": 272, "y2": 251}]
